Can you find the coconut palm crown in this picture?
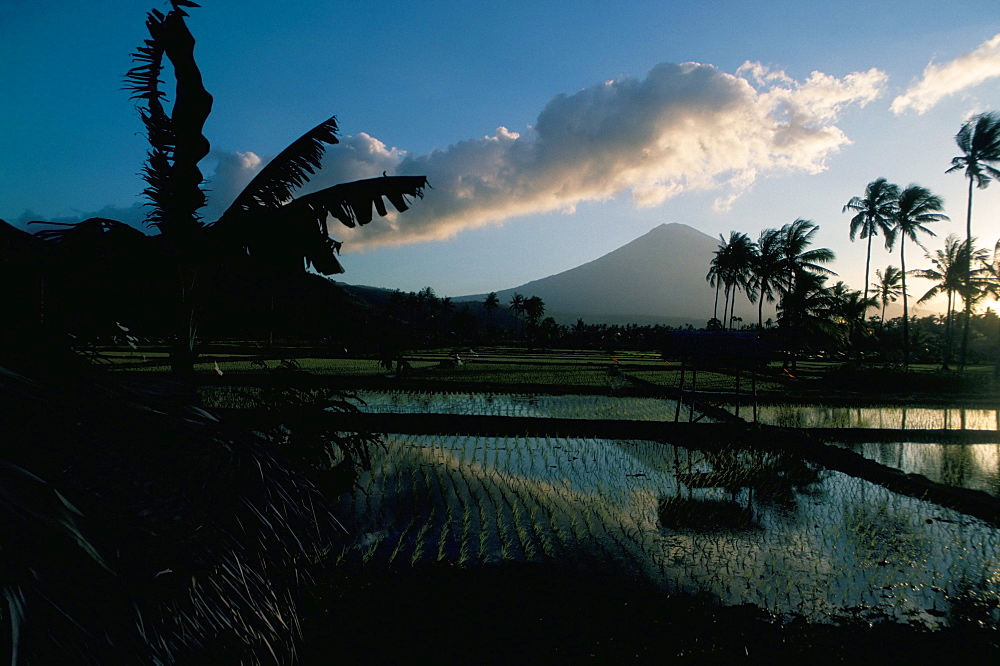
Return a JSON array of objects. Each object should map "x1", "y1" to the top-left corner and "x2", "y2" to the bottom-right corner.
[
  {"x1": 843, "y1": 178, "x2": 900, "y2": 313},
  {"x1": 889, "y1": 184, "x2": 948, "y2": 366}
]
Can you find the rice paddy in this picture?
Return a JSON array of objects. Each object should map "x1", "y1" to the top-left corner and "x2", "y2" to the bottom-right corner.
[{"x1": 330, "y1": 432, "x2": 1000, "y2": 628}]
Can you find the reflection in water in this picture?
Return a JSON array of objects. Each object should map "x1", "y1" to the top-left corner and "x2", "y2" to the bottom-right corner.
[
  {"x1": 333, "y1": 435, "x2": 1000, "y2": 629},
  {"x1": 354, "y1": 391, "x2": 691, "y2": 421},
  {"x1": 749, "y1": 404, "x2": 999, "y2": 430},
  {"x1": 833, "y1": 441, "x2": 1000, "y2": 498}
]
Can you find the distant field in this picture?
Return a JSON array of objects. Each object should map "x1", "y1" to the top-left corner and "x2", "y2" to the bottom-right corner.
[{"x1": 98, "y1": 344, "x2": 1000, "y2": 403}]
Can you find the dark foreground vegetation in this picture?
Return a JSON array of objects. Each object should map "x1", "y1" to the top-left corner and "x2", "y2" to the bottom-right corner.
[{"x1": 4, "y1": 3, "x2": 1000, "y2": 664}]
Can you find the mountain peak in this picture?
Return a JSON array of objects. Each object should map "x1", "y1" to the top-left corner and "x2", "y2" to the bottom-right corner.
[{"x1": 476, "y1": 222, "x2": 723, "y2": 325}]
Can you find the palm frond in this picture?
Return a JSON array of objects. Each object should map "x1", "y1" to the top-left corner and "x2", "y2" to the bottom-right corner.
[
  {"x1": 218, "y1": 175, "x2": 426, "y2": 275},
  {"x1": 289, "y1": 174, "x2": 428, "y2": 229},
  {"x1": 219, "y1": 117, "x2": 340, "y2": 220}
]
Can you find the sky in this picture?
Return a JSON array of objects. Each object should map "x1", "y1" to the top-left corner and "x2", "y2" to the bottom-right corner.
[{"x1": 3, "y1": 1, "x2": 1000, "y2": 317}]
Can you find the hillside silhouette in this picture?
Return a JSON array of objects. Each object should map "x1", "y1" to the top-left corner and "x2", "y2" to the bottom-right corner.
[{"x1": 458, "y1": 223, "x2": 739, "y2": 326}]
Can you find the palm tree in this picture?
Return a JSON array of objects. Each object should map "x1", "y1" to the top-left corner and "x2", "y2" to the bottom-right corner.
[
  {"x1": 828, "y1": 281, "x2": 878, "y2": 356},
  {"x1": 776, "y1": 272, "x2": 837, "y2": 370},
  {"x1": 40, "y1": 2, "x2": 427, "y2": 375},
  {"x1": 948, "y1": 112, "x2": 1000, "y2": 250},
  {"x1": 483, "y1": 292, "x2": 500, "y2": 332},
  {"x1": 778, "y1": 218, "x2": 837, "y2": 295},
  {"x1": 524, "y1": 296, "x2": 546, "y2": 328},
  {"x1": 709, "y1": 232, "x2": 756, "y2": 330},
  {"x1": 509, "y1": 292, "x2": 526, "y2": 336},
  {"x1": 913, "y1": 236, "x2": 985, "y2": 368},
  {"x1": 843, "y1": 178, "x2": 900, "y2": 317},
  {"x1": 870, "y1": 265, "x2": 904, "y2": 330},
  {"x1": 947, "y1": 111, "x2": 1000, "y2": 367},
  {"x1": 889, "y1": 185, "x2": 948, "y2": 366},
  {"x1": 706, "y1": 242, "x2": 725, "y2": 324},
  {"x1": 747, "y1": 227, "x2": 783, "y2": 330}
]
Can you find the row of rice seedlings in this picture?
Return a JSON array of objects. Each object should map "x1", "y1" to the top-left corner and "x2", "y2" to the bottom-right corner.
[{"x1": 332, "y1": 433, "x2": 1000, "y2": 626}]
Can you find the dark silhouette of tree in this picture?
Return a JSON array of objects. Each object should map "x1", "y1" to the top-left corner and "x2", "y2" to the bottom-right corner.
[
  {"x1": 871, "y1": 265, "x2": 904, "y2": 331},
  {"x1": 947, "y1": 111, "x2": 1000, "y2": 368},
  {"x1": 483, "y1": 292, "x2": 500, "y2": 331},
  {"x1": 35, "y1": 1, "x2": 426, "y2": 375},
  {"x1": 843, "y1": 178, "x2": 900, "y2": 319},
  {"x1": 509, "y1": 292, "x2": 526, "y2": 336},
  {"x1": 706, "y1": 245, "x2": 724, "y2": 322},
  {"x1": 748, "y1": 227, "x2": 783, "y2": 330},
  {"x1": 913, "y1": 236, "x2": 985, "y2": 368},
  {"x1": 889, "y1": 185, "x2": 947, "y2": 366},
  {"x1": 709, "y1": 232, "x2": 755, "y2": 331},
  {"x1": 778, "y1": 218, "x2": 837, "y2": 295},
  {"x1": 829, "y1": 280, "x2": 878, "y2": 355},
  {"x1": 524, "y1": 295, "x2": 546, "y2": 327},
  {"x1": 776, "y1": 272, "x2": 836, "y2": 370}
]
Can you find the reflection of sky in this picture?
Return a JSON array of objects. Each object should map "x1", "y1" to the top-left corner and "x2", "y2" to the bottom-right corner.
[
  {"x1": 354, "y1": 391, "x2": 691, "y2": 421},
  {"x1": 832, "y1": 441, "x2": 1000, "y2": 498},
  {"x1": 340, "y1": 434, "x2": 1000, "y2": 628},
  {"x1": 355, "y1": 393, "x2": 1000, "y2": 431},
  {"x1": 752, "y1": 405, "x2": 1000, "y2": 430}
]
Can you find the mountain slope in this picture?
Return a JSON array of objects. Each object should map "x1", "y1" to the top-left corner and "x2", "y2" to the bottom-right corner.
[{"x1": 468, "y1": 223, "x2": 726, "y2": 325}]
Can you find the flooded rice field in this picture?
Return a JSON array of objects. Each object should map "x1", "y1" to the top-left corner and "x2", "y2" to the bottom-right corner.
[
  {"x1": 332, "y1": 434, "x2": 1000, "y2": 628},
  {"x1": 355, "y1": 391, "x2": 1000, "y2": 431},
  {"x1": 747, "y1": 404, "x2": 1000, "y2": 430},
  {"x1": 831, "y1": 441, "x2": 1000, "y2": 498},
  {"x1": 355, "y1": 391, "x2": 691, "y2": 421},
  {"x1": 348, "y1": 391, "x2": 1000, "y2": 497}
]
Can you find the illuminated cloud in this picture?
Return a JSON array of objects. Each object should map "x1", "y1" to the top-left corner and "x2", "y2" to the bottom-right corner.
[
  {"x1": 891, "y1": 33, "x2": 1000, "y2": 115},
  {"x1": 43, "y1": 61, "x2": 885, "y2": 245},
  {"x1": 320, "y1": 61, "x2": 885, "y2": 248}
]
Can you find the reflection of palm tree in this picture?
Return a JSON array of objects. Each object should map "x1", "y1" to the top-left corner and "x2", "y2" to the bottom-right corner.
[
  {"x1": 871, "y1": 265, "x2": 904, "y2": 331},
  {"x1": 947, "y1": 112, "x2": 1000, "y2": 368},
  {"x1": 889, "y1": 185, "x2": 948, "y2": 366},
  {"x1": 913, "y1": 236, "x2": 985, "y2": 369},
  {"x1": 843, "y1": 178, "x2": 900, "y2": 320}
]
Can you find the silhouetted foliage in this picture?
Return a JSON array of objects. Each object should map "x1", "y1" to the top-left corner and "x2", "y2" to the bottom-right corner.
[{"x1": 29, "y1": 1, "x2": 426, "y2": 375}]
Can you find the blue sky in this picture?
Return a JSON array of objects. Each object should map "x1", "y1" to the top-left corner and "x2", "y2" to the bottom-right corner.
[{"x1": 3, "y1": 1, "x2": 1000, "y2": 316}]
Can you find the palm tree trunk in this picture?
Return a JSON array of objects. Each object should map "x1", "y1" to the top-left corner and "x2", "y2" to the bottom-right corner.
[
  {"x1": 863, "y1": 233, "x2": 873, "y2": 320},
  {"x1": 943, "y1": 291, "x2": 954, "y2": 370},
  {"x1": 757, "y1": 284, "x2": 765, "y2": 330},
  {"x1": 713, "y1": 282, "x2": 720, "y2": 322},
  {"x1": 959, "y1": 176, "x2": 975, "y2": 368},
  {"x1": 901, "y1": 243, "x2": 909, "y2": 368},
  {"x1": 171, "y1": 265, "x2": 198, "y2": 377},
  {"x1": 723, "y1": 285, "x2": 731, "y2": 331}
]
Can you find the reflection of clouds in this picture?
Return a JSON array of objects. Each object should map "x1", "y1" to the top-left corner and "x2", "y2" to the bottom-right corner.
[{"x1": 337, "y1": 433, "x2": 1000, "y2": 626}]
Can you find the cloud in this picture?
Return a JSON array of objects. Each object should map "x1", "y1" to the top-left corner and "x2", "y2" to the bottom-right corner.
[
  {"x1": 320, "y1": 60, "x2": 885, "y2": 248},
  {"x1": 891, "y1": 33, "x2": 1000, "y2": 115},
  {"x1": 33, "y1": 61, "x2": 885, "y2": 248}
]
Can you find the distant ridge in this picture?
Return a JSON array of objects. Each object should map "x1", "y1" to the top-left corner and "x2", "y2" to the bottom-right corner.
[{"x1": 459, "y1": 223, "x2": 729, "y2": 326}]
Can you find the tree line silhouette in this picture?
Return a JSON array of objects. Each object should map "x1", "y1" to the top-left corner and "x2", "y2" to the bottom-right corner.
[{"x1": 706, "y1": 111, "x2": 1000, "y2": 371}]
